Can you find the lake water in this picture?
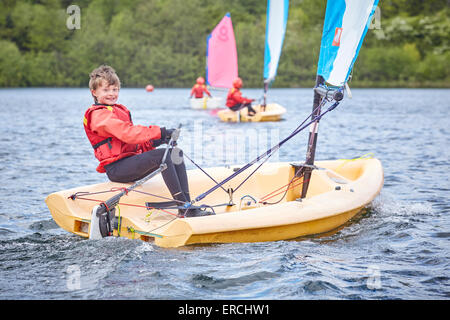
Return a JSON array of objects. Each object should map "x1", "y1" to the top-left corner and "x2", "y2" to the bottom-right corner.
[{"x1": 0, "y1": 87, "x2": 449, "y2": 300}]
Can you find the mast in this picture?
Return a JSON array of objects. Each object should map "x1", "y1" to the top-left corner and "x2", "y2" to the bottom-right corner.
[
  {"x1": 300, "y1": 0, "x2": 379, "y2": 199},
  {"x1": 262, "y1": 81, "x2": 269, "y2": 111},
  {"x1": 301, "y1": 75, "x2": 324, "y2": 198}
]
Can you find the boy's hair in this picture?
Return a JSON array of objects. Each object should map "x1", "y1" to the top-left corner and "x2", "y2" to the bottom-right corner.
[{"x1": 89, "y1": 65, "x2": 121, "y2": 91}]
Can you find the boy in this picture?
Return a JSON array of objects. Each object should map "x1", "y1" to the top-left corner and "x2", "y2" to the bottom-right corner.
[
  {"x1": 84, "y1": 65, "x2": 213, "y2": 217},
  {"x1": 190, "y1": 77, "x2": 212, "y2": 99},
  {"x1": 226, "y1": 77, "x2": 257, "y2": 116}
]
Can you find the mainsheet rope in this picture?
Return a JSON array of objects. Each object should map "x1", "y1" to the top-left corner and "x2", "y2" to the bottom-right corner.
[{"x1": 184, "y1": 98, "x2": 328, "y2": 199}]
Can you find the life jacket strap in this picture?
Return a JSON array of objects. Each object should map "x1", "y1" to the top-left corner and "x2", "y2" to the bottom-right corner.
[{"x1": 92, "y1": 137, "x2": 112, "y2": 149}]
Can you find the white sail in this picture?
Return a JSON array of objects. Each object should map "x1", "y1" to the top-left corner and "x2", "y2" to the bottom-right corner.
[
  {"x1": 317, "y1": 0, "x2": 379, "y2": 86},
  {"x1": 263, "y1": 0, "x2": 289, "y2": 83}
]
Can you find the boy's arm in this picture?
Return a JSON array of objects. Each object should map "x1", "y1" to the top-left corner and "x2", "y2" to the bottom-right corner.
[
  {"x1": 232, "y1": 91, "x2": 252, "y2": 104},
  {"x1": 204, "y1": 86, "x2": 212, "y2": 97},
  {"x1": 190, "y1": 85, "x2": 196, "y2": 97},
  {"x1": 90, "y1": 109, "x2": 161, "y2": 144}
]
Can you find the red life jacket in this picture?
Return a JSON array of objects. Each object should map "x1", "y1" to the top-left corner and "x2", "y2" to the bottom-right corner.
[
  {"x1": 226, "y1": 88, "x2": 252, "y2": 107},
  {"x1": 191, "y1": 84, "x2": 211, "y2": 98},
  {"x1": 83, "y1": 104, "x2": 157, "y2": 173}
]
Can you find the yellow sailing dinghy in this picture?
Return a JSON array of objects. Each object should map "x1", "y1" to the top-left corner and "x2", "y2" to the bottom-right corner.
[
  {"x1": 217, "y1": 103, "x2": 286, "y2": 122},
  {"x1": 190, "y1": 96, "x2": 223, "y2": 110},
  {"x1": 46, "y1": 158, "x2": 382, "y2": 248},
  {"x1": 218, "y1": 1, "x2": 289, "y2": 123},
  {"x1": 45, "y1": 0, "x2": 382, "y2": 248}
]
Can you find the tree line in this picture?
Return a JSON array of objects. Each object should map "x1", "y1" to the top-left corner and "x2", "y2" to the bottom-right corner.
[{"x1": 0, "y1": 0, "x2": 448, "y2": 88}]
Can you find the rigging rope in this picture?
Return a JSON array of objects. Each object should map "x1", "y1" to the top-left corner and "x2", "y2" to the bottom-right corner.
[
  {"x1": 193, "y1": 98, "x2": 340, "y2": 203},
  {"x1": 69, "y1": 192, "x2": 178, "y2": 217}
]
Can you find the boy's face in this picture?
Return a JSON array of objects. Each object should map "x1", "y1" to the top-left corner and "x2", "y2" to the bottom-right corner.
[{"x1": 91, "y1": 80, "x2": 119, "y2": 105}]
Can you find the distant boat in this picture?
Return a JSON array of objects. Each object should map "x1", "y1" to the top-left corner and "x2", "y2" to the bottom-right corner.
[
  {"x1": 190, "y1": 96, "x2": 223, "y2": 110},
  {"x1": 218, "y1": 0, "x2": 288, "y2": 122},
  {"x1": 190, "y1": 13, "x2": 238, "y2": 110}
]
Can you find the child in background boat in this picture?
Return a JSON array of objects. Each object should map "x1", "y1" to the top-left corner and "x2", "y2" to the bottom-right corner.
[
  {"x1": 190, "y1": 77, "x2": 212, "y2": 99},
  {"x1": 226, "y1": 77, "x2": 257, "y2": 116},
  {"x1": 84, "y1": 65, "x2": 213, "y2": 217}
]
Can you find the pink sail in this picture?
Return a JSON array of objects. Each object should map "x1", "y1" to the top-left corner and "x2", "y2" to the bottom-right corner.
[{"x1": 206, "y1": 13, "x2": 238, "y2": 89}]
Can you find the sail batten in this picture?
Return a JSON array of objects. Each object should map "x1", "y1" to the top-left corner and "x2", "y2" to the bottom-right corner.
[
  {"x1": 206, "y1": 13, "x2": 238, "y2": 89},
  {"x1": 263, "y1": 0, "x2": 289, "y2": 83},
  {"x1": 317, "y1": 0, "x2": 379, "y2": 86}
]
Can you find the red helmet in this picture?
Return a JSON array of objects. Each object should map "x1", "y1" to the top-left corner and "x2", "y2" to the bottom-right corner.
[
  {"x1": 196, "y1": 77, "x2": 205, "y2": 85},
  {"x1": 232, "y1": 77, "x2": 242, "y2": 89}
]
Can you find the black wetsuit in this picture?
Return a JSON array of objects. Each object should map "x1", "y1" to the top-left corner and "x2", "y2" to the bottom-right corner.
[
  {"x1": 105, "y1": 148, "x2": 190, "y2": 204},
  {"x1": 229, "y1": 102, "x2": 256, "y2": 114}
]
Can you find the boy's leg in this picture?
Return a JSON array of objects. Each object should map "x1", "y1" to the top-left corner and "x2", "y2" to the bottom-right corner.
[
  {"x1": 105, "y1": 148, "x2": 213, "y2": 217},
  {"x1": 246, "y1": 103, "x2": 256, "y2": 116},
  {"x1": 229, "y1": 103, "x2": 244, "y2": 112},
  {"x1": 105, "y1": 149, "x2": 188, "y2": 203},
  {"x1": 171, "y1": 148, "x2": 191, "y2": 202}
]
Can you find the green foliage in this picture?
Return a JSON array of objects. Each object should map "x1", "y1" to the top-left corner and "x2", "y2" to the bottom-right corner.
[
  {"x1": 0, "y1": 0, "x2": 448, "y2": 88},
  {"x1": 417, "y1": 51, "x2": 450, "y2": 81},
  {"x1": 376, "y1": 0, "x2": 448, "y2": 18},
  {"x1": 381, "y1": 10, "x2": 450, "y2": 57},
  {"x1": 356, "y1": 44, "x2": 421, "y2": 82},
  {"x1": 0, "y1": 40, "x2": 23, "y2": 86}
]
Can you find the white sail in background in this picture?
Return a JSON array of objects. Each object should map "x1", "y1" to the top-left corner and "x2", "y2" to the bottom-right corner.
[{"x1": 263, "y1": 0, "x2": 289, "y2": 83}]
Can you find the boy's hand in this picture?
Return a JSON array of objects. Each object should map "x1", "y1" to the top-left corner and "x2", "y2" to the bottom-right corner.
[
  {"x1": 165, "y1": 128, "x2": 176, "y2": 143},
  {"x1": 157, "y1": 127, "x2": 176, "y2": 145}
]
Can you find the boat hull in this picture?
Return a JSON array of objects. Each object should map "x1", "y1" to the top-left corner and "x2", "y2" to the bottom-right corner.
[
  {"x1": 45, "y1": 158, "x2": 383, "y2": 247},
  {"x1": 190, "y1": 97, "x2": 223, "y2": 110},
  {"x1": 217, "y1": 103, "x2": 286, "y2": 122}
]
